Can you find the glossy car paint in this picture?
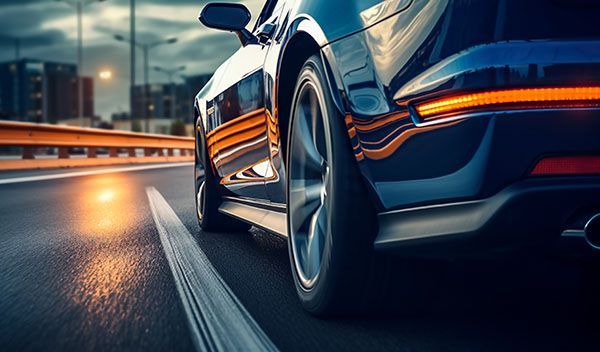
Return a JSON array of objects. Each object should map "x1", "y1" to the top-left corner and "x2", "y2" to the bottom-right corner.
[
  {"x1": 196, "y1": 0, "x2": 600, "y2": 246},
  {"x1": 196, "y1": 0, "x2": 420, "y2": 203},
  {"x1": 324, "y1": 0, "x2": 600, "y2": 211}
]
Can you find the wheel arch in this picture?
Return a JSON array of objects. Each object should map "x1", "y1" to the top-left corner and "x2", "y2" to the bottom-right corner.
[{"x1": 276, "y1": 17, "x2": 347, "y2": 163}]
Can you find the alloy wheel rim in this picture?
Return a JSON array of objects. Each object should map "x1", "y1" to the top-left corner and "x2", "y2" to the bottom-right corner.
[{"x1": 289, "y1": 80, "x2": 331, "y2": 289}]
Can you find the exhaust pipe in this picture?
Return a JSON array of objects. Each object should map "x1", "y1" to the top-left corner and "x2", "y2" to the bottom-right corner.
[{"x1": 584, "y1": 214, "x2": 600, "y2": 249}]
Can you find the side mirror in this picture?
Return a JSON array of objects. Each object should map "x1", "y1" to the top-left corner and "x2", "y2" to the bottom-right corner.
[{"x1": 199, "y1": 3, "x2": 257, "y2": 46}]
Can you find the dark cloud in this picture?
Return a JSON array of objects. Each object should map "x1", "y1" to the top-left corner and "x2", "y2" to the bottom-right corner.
[
  {"x1": 0, "y1": 0, "x2": 263, "y2": 120},
  {"x1": 165, "y1": 31, "x2": 241, "y2": 70},
  {"x1": 0, "y1": 4, "x2": 65, "y2": 37},
  {"x1": 0, "y1": 30, "x2": 66, "y2": 48},
  {"x1": 109, "y1": 0, "x2": 245, "y2": 6},
  {"x1": 137, "y1": 16, "x2": 199, "y2": 34},
  {"x1": 0, "y1": 0, "x2": 45, "y2": 4}
]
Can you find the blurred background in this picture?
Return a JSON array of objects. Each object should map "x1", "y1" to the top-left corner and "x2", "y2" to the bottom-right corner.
[{"x1": 0, "y1": 0, "x2": 263, "y2": 136}]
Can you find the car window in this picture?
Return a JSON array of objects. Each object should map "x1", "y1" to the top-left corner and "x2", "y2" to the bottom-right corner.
[{"x1": 253, "y1": 0, "x2": 280, "y2": 31}]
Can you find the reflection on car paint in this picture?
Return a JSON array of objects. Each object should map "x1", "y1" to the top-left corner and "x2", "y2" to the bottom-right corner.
[
  {"x1": 220, "y1": 157, "x2": 278, "y2": 186},
  {"x1": 345, "y1": 111, "x2": 463, "y2": 161},
  {"x1": 207, "y1": 108, "x2": 268, "y2": 169}
]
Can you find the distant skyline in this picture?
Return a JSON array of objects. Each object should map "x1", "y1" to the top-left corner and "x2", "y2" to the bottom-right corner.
[{"x1": 0, "y1": 0, "x2": 264, "y2": 120}]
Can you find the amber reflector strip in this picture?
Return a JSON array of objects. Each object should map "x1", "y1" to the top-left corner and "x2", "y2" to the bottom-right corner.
[
  {"x1": 416, "y1": 87, "x2": 600, "y2": 119},
  {"x1": 531, "y1": 156, "x2": 600, "y2": 176}
]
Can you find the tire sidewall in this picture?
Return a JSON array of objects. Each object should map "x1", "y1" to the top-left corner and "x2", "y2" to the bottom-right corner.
[
  {"x1": 194, "y1": 128, "x2": 209, "y2": 228},
  {"x1": 286, "y1": 55, "x2": 374, "y2": 314}
]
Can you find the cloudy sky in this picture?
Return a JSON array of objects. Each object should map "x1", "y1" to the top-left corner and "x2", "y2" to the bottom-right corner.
[{"x1": 0, "y1": 0, "x2": 264, "y2": 120}]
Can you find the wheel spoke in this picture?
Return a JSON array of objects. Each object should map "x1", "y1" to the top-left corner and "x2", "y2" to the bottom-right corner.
[
  {"x1": 309, "y1": 91, "x2": 327, "y2": 159},
  {"x1": 294, "y1": 104, "x2": 324, "y2": 174},
  {"x1": 306, "y1": 204, "x2": 326, "y2": 279},
  {"x1": 196, "y1": 181, "x2": 205, "y2": 220},
  {"x1": 289, "y1": 179, "x2": 323, "y2": 233},
  {"x1": 309, "y1": 90, "x2": 319, "y2": 133}
]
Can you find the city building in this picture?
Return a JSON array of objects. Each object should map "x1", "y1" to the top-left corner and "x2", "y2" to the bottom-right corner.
[
  {"x1": 0, "y1": 58, "x2": 94, "y2": 125},
  {"x1": 120, "y1": 73, "x2": 211, "y2": 135}
]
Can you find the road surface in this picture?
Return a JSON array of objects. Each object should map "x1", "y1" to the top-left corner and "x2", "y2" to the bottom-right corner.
[{"x1": 1, "y1": 163, "x2": 599, "y2": 351}]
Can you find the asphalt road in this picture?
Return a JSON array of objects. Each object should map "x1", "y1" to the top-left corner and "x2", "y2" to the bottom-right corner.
[{"x1": 1, "y1": 164, "x2": 599, "y2": 351}]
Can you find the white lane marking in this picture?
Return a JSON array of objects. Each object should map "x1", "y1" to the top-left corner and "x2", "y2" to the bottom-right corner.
[
  {"x1": 0, "y1": 163, "x2": 193, "y2": 185},
  {"x1": 146, "y1": 187, "x2": 278, "y2": 352}
]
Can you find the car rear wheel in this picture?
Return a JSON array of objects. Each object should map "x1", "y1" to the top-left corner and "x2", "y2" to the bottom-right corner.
[
  {"x1": 286, "y1": 54, "x2": 381, "y2": 316},
  {"x1": 195, "y1": 131, "x2": 250, "y2": 232}
]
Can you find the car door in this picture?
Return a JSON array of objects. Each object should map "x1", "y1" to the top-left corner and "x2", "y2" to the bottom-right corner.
[{"x1": 207, "y1": 0, "x2": 282, "y2": 201}]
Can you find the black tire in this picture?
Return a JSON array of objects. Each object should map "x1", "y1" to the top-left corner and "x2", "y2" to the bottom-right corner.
[
  {"x1": 286, "y1": 54, "x2": 382, "y2": 316},
  {"x1": 195, "y1": 129, "x2": 250, "y2": 232}
]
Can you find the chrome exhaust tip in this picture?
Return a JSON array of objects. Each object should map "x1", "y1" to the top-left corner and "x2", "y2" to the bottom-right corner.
[{"x1": 584, "y1": 213, "x2": 600, "y2": 249}]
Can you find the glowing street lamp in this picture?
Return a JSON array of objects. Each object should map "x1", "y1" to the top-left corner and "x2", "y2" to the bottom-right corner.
[{"x1": 99, "y1": 69, "x2": 112, "y2": 80}]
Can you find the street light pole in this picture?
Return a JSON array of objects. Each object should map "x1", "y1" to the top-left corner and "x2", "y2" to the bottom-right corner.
[
  {"x1": 54, "y1": 0, "x2": 107, "y2": 127},
  {"x1": 14, "y1": 37, "x2": 21, "y2": 120},
  {"x1": 113, "y1": 35, "x2": 177, "y2": 133},
  {"x1": 143, "y1": 44, "x2": 149, "y2": 132},
  {"x1": 76, "y1": 1, "x2": 83, "y2": 127},
  {"x1": 130, "y1": 0, "x2": 135, "y2": 131},
  {"x1": 15, "y1": 38, "x2": 20, "y2": 60}
]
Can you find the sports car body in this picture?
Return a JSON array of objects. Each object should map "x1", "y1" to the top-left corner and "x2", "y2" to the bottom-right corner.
[{"x1": 194, "y1": 0, "x2": 600, "y2": 315}]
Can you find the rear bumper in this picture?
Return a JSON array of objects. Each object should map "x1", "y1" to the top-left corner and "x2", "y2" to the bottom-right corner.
[
  {"x1": 374, "y1": 177, "x2": 600, "y2": 255},
  {"x1": 335, "y1": 39, "x2": 600, "y2": 212}
]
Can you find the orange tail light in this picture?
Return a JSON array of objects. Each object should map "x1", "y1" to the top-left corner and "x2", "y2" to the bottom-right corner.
[{"x1": 415, "y1": 86, "x2": 600, "y2": 120}]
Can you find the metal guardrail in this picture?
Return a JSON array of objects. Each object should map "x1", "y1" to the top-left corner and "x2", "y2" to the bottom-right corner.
[{"x1": 0, "y1": 121, "x2": 195, "y2": 170}]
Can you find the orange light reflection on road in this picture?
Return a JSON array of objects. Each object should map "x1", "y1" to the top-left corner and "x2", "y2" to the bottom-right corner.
[
  {"x1": 70, "y1": 174, "x2": 144, "y2": 335},
  {"x1": 76, "y1": 175, "x2": 133, "y2": 239},
  {"x1": 97, "y1": 189, "x2": 115, "y2": 203},
  {"x1": 71, "y1": 251, "x2": 139, "y2": 334}
]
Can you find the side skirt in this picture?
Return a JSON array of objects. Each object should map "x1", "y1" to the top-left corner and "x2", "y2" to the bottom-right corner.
[{"x1": 219, "y1": 198, "x2": 288, "y2": 238}]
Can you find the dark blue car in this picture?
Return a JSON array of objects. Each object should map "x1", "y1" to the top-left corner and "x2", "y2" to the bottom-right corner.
[{"x1": 193, "y1": 0, "x2": 600, "y2": 315}]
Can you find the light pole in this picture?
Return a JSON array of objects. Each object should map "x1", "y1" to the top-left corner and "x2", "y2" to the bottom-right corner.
[
  {"x1": 14, "y1": 38, "x2": 20, "y2": 60},
  {"x1": 113, "y1": 35, "x2": 177, "y2": 133},
  {"x1": 154, "y1": 66, "x2": 186, "y2": 120},
  {"x1": 130, "y1": 0, "x2": 135, "y2": 132},
  {"x1": 1, "y1": 34, "x2": 23, "y2": 60},
  {"x1": 54, "y1": 0, "x2": 107, "y2": 127}
]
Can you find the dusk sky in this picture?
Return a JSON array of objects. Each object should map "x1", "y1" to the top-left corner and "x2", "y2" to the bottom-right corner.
[{"x1": 0, "y1": 0, "x2": 264, "y2": 120}]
